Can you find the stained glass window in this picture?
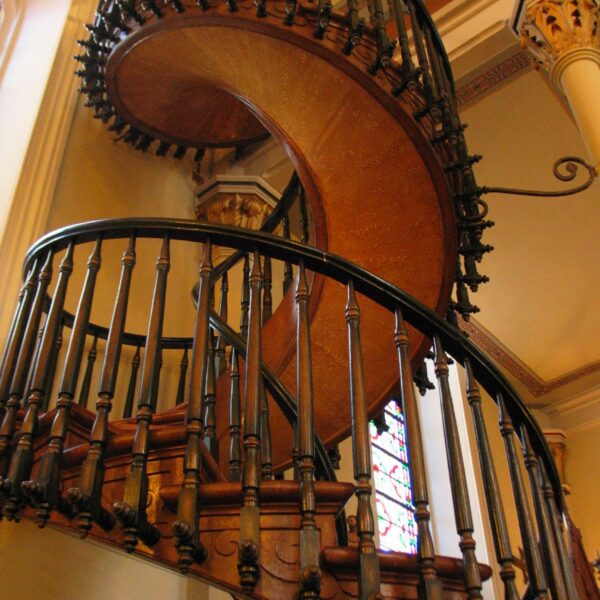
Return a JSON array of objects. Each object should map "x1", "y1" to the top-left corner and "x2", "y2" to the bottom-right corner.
[{"x1": 370, "y1": 400, "x2": 417, "y2": 554}]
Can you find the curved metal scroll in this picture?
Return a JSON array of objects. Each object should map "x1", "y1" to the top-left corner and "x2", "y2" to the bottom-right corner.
[{"x1": 481, "y1": 156, "x2": 597, "y2": 198}]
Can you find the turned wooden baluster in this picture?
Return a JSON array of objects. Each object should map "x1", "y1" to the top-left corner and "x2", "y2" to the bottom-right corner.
[
  {"x1": 394, "y1": 309, "x2": 442, "y2": 600},
  {"x1": 282, "y1": 213, "x2": 294, "y2": 294},
  {"x1": 368, "y1": 0, "x2": 393, "y2": 73},
  {"x1": 0, "y1": 252, "x2": 52, "y2": 481},
  {"x1": 464, "y1": 360, "x2": 519, "y2": 599},
  {"x1": 262, "y1": 256, "x2": 273, "y2": 324},
  {"x1": 497, "y1": 394, "x2": 550, "y2": 600},
  {"x1": 390, "y1": 0, "x2": 416, "y2": 84},
  {"x1": 539, "y1": 462, "x2": 579, "y2": 598},
  {"x1": 123, "y1": 344, "x2": 141, "y2": 419},
  {"x1": 407, "y1": 0, "x2": 435, "y2": 107},
  {"x1": 432, "y1": 337, "x2": 482, "y2": 599},
  {"x1": 240, "y1": 254, "x2": 250, "y2": 340},
  {"x1": 0, "y1": 260, "x2": 40, "y2": 419},
  {"x1": 175, "y1": 347, "x2": 189, "y2": 406},
  {"x1": 314, "y1": 0, "x2": 332, "y2": 38},
  {"x1": 204, "y1": 331, "x2": 218, "y2": 461},
  {"x1": 296, "y1": 261, "x2": 321, "y2": 599},
  {"x1": 68, "y1": 236, "x2": 135, "y2": 538},
  {"x1": 77, "y1": 335, "x2": 98, "y2": 409},
  {"x1": 173, "y1": 241, "x2": 212, "y2": 572},
  {"x1": 42, "y1": 322, "x2": 64, "y2": 412},
  {"x1": 228, "y1": 348, "x2": 242, "y2": 482},
  {"x1": 520, "y1": 426, "x2": 568, "y2": 600},
  {"x1": 346, "y1": 281, "x2": 381, "y2": 600},
  {"x1": 238, "y1": 250, "x2": 262, "y2": 594},
  {"x1": 113, "y1": 236, "x2": 170, "y2": 552},
  {"x1": 2, "y1": 243, "x2": 74, "y2": 521},
  {"x1": 24, "y1": 239, "x2": 102, "y2": 527},
  {"x1": 260, "y1": 380, "x2": 273, "y2": 480},
  {"x1": 215, "y1": 272, "x2": 228, "y2": 376}
]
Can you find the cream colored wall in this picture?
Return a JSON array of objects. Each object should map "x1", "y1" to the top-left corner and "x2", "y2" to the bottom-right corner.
[
  {"x1": 564, "y1": 421, "x2": 600, "y2": 558},
  {"x1": 0, "y1": 519, "x2": 230, "y2": 600}
]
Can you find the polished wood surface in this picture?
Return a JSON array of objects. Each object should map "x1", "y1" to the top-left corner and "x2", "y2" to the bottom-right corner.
[
  {"x1": 19, "y1": 411, "x2": 489, "y2": 599},
  {"x1": 109, "y1": 7, "x2": 457, "y2": 465}
]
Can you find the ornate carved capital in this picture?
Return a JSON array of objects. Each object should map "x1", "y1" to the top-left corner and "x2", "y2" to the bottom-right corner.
[
  {"x1": 543, "y1": 429, "x2": 568, "y2": 489},
  {"x1": 521, "y1": 0, "x2": 600, "y2": 73},
  {"x1": 195, "y1": 192, "x2": 272, "y2": 230}
]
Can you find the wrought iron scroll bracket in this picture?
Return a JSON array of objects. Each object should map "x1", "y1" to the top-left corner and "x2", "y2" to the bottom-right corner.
[{"x1": 480, "y1": 156, "x2": 597, "y2": 198}]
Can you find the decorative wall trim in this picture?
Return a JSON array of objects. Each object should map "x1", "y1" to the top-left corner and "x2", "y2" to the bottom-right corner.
[
  {"x1": 459, "y1": 316, "x2": 600, "y2": 397},
  {"x1": 456, "y1": 50, "x2": 534, "y2": 107}
]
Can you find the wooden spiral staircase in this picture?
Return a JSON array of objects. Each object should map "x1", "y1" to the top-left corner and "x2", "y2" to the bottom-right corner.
[{"x1": 0, "y1": 1, "x2": 584, "y2": 599}]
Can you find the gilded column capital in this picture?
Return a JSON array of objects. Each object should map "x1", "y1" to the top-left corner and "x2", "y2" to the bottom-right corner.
[{"x1": 521, "y1": 0, "x2": 600, "y2": 82}]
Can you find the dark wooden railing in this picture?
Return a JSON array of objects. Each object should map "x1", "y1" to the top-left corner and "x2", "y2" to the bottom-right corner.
[
  {"x1": 76, "y1": 0, "x2": 492, "y2": 318},
  {"x1": 0, "y1": 218, "x2": 576, "y2": 600}
]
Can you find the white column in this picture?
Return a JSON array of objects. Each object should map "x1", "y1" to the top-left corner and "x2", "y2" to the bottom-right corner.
[{"x1": 521, "y1": 0, "x2": 600, "y2": 171}]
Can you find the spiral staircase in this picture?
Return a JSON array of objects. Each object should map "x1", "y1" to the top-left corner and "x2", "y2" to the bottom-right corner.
[{"x1": 0, "y1": 1, "x2": 584, "y2": 599}]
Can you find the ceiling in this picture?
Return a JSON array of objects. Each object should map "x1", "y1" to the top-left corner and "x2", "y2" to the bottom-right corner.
[{"x1": 446, "y1": 13, "x2": 600, "y2": 409}]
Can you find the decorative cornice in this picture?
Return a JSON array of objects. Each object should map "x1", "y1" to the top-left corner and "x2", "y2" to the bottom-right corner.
[
  {"x1": 521, "y1": 0, "x2": 600, "y2": 73},
  {"x1": 459, "y1": 316, "x2": 600, "y2": 397},
  {"x1": 456, "y1": 50, "x2": 533, "y2": 108}
]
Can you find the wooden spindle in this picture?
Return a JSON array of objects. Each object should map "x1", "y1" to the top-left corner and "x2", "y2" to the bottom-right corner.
[
  {"x1": 464, "y1": 360, "x2": 519, "y2": 599},
  {"x1": 204, "y1": 332, "x2": 218, "y2": 461},
  {"x1": 2, "y1": 243, "x2": 74, "y2": 521},
  {"x1": 123, "y1": 345, "x2": 141, "y2": 419},
  {"x1": 173, "y1": 241, "x2": 212, "y2": 572},
  {"x1": 394, "y1": 309, "x2": 442, "y2": 599},
  {"x1": 240, "y1": 254, "x2": 250, "y2": 340},
  {"x1": 113, "y1": 236, "x2": 169, "y2": 552},
  {"x1": 228, "y1": 348, "x2": 242, "y2": 482},
  {"x1": 175, "y1": 347, "x2": 189, "y2": 406},
  {"x1": 407, "y1": 0, "x2": 435, "y2": 106},
  {"x1": 391, "y1": 0, "x2": 415, "y2": 83},
  {"x1": 77, "y1": 335, "x2": 98, "y2": 409},
  {"x1": 539, "y1": 463, "x2": 579, "y2": 599},
  {"x1": 296, "y1": 261, "x2": 321, "y2": 598},
  {"x1": 343, "y1": 0, "x2": 364, "y2": 55},
  {"x1": 0, "y1": 252, "x2": 52, "y2": 481},
  {"x1": 314, "y1": 0, "x2": 332, "y2": 38},
  {"x1": 262, "y1": 256, "x2": 272, "y2": 324},
  {"x1": 346, "y1": 281, "x2": 381, "y2": 600},
  {"x1": 24, "y1": 239, "x2": 102, "y2": 528},
  {"x1": 368, "y1": 0, "x2": 393, "y2": 73},
  {"x1": 520, "y1": 427, "x2": 568, "y2": 600},
  {"x1": 68, "y1": 236, "x2": 135, "y2": 538},
  {"x1": 282, "y1": 213, "x2": 294, "y2": 294},
  {"x1": 0, "y1": 260, "x2": 40, "y2": 418},
  {"x1": 42, "y1": 322, "x2": 64, "y2": 412},
  {"x1": 215, "y1": 272, "x2": 228, "y2": 376},
  {"x1": 260, "y1": 381, "x2": 273, "y2": 480},
  {"x1": 238, "y1": 250, "x2": 262, "y2": 594},
  {"x1": 432, "y1": 338, "x2": 482, "y2": 599},
  {"x1": 497, "y1": 394, "x2": 550, "y2": 600}
]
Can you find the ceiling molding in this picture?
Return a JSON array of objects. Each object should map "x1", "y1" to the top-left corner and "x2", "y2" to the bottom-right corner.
[
  {"x1": 459, "y1": 316, "x2": 600, "y2": 397},
  {"x1": 456, "y1": 49, "x2": 533, "y2": 107}
]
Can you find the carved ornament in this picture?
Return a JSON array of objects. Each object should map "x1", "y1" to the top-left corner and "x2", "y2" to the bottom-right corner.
[
  {"x1": 521, "y1": 0, "x2": 600, "y2": 74},
  {"x1": 195, "y1": 192, "x2": 272, "y2": 230}
]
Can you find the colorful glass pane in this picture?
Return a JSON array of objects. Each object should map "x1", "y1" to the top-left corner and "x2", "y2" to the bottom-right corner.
[{"x1": 369, "y1": 401, "x2": 417, "y2": 554}]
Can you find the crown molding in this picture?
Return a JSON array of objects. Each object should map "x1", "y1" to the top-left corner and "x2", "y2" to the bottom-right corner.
[{"x1": 459, "y1": 317, "x2": 600, "y2": 398}]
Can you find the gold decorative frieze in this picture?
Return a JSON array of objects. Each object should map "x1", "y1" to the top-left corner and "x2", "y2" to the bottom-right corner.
[{"x1": 521, "y1": 0, "x2": 600, "y2": 71}]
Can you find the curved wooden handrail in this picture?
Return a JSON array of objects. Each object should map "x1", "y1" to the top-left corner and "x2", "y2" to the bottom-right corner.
[{"x1": 24, "y1": 218, "x2": 564, "y2": 509}]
